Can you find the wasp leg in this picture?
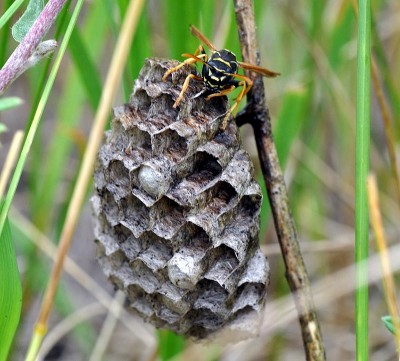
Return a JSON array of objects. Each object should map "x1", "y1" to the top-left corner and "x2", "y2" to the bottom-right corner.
[
  {"x1": 229, "y1": 75, "x2": 253, "y2": 113},
  {"x1": 203, "y1": 73, "x2": 253, "y2": 129},
  {"x1": 205, "y1": 85, "x2": 236, "y2": 130},
  {"x1": 205, "y1": 85, "x2": 236, "y2": 100},
  {"x1": 162, "y1": 58, "x2": 198, "y2": 82},
  {"x1": 162, "y1": 45, "x2": 206, "y2": 82},
  {"x1": 173, "y1": 73, "x2": 203, "y2": 108},
  {"x1": 220, "y1": 74, "x2": 253, "y2": 129},
  {"x1": 193, "y1": 44, "x2": 206, "y2": 57}
]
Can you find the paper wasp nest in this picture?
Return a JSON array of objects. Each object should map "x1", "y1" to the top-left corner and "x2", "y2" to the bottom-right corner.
[{"x1": 92, "y1": 58, "x2": 270, "y2": 341}]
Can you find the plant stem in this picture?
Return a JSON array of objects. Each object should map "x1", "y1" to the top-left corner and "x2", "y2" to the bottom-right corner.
[
  {"x1": 0, "y1": 0, "x2": 67, "y2": 94},
  {"x1": 233, "y1": 1, "x2": 326, "y2": 360},
  {"x1": 355, "y1": 0, "x2": 371, "y2": 359}
]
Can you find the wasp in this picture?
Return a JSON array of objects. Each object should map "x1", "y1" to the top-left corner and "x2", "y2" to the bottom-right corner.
[{"x1": 162, "y1": 25, "x2": 280, "y2": 129}]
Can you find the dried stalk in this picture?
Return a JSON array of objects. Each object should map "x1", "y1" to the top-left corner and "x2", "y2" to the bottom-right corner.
[
  {"x1": 370, "y1": 59, "x2": 400, "y2": 205},
  {"x1": 233, "y1": 0, "x2": 326, "y2": 359},
  {"x1": 367, "y1": 174, "x2": 400, "y2": 354},
  {"x1": 0, "y1": 130, "x2": 24, "y2": 197}
]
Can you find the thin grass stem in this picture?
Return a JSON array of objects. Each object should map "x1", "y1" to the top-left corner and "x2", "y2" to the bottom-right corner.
[
  {"x1": 355, "y1": 0, "x2": 371, "y2": 360},
  {"x1": 0, "y1": 0, "x2": 25, "y2": 30}
]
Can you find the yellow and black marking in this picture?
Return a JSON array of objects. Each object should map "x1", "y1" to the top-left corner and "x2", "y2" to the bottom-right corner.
[
  {"x1": 162, "y1": 25, "x2": 280, "y2": 129},
  {"x1": 202, "y1": 49, "x2": 239, "y2": 91}
]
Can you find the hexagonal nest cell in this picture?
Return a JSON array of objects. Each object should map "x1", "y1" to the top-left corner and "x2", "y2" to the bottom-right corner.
[{"x1": 92, "y1": 58, "x2": 270, "y2": 341}]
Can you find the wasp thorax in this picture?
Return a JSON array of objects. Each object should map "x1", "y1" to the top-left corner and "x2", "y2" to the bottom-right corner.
[
  {"x1": 92, "y1": 58, "x2": 270, "y2": 341},
  {"x1": 202, "y1": 50, "x2": 239, "y2": 92}
]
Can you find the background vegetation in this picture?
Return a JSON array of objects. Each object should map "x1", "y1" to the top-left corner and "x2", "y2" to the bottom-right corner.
[{"x1": 0, "y1": 0, "x2": 399, "y2": 360}]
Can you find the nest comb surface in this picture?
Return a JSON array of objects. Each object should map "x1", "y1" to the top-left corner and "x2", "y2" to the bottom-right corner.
[{"x1": 92, "y1": 58, "x2": 270, "y2": 341}]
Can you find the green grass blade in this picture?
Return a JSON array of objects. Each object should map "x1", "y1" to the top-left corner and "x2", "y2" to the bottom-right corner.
[
  {"x1": 115, "y1": 0, "x2": 151, "y2": 99},
  {"x1": 158, "y1": 330, "x2": 185, "y2": 361},
  {"x1": 0, "y1": 0, "x2": 25, "y2": 30},
  {"x1": 68, "y1": 28, "x2": 102, "y2": 108},
  {"x1": 126, "y1": 10, "x2": 151, "y2": 88},
  {"x1": 25, "y1": 0, "x2": 71, "y2": 133},
  {"x1": 165, "y1": 0, "x2": 203, "y2": 58},
  {"x1": 0, "y1": 0, "x2": 18, "y2": 65},
  {"x1": 328, "y1": 4, "x2": 354, "y2": 69},
  {"x1": 274, "y1": 86, "x2": 308, "y2": 168},
  {"x1": 355, "y1": 1, "x2": 371, "y2": 360},
  {"x1": 0, "y1": 0, "x2": 85, "y2": 247},
  {"x1": 0, "y1": 204, "x2": 22, "y2": 361},
  {"x1": 0, "y1": 96, "x2": 23, "y2": 111},
  {"x1": 33, "y1": 0, "x2": 106, "y2": 228},
  {"x1": 258, "y1": 86, "x2": 309, "y2": 241},
  {"x1": 26, "y1": 1, "x2": 71, "y2": 206}
]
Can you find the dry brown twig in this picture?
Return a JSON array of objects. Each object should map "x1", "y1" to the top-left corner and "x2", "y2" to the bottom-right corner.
[{"x1": 233, "y1": 0, "x2": 326, "y2": 359}]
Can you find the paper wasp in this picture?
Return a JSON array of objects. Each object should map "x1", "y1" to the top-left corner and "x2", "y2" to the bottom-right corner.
[{"x1": 162, "y1": 25, "x2": 279, "y2": 128}]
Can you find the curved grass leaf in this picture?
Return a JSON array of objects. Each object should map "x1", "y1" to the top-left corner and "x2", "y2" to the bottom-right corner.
[
  {"x1": 274, "y1": 86, "x2": 308, "y2": 168},
  {"x1": 0, "y1": 204, "x2": 22, "y2": 361},
  {"x1": 12, "y1": 0, "x2": 44, "y2": 42},
  {"x1": 382, "y1": 315, "x2": 400, "y2": 335},
  {"x1": 68, "y1": 28, "x2": 102, "y2": 109}
]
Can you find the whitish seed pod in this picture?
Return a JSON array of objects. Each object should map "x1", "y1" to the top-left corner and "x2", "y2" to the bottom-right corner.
[{"x1": 92, "y1": 58, "x2": 270, "y2": 341}]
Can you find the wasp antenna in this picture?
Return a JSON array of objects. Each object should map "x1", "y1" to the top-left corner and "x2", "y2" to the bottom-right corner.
[{"x1": 189, "y1": 25, "x2": 217, "y2": 51}]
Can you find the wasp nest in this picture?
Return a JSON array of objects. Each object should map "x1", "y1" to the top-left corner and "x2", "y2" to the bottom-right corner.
[{"x1": 92, "y1": 58, "x2": 270, "y2": 341}]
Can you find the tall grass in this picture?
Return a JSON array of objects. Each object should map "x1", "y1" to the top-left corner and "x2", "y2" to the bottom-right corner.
[
  {"x1": 355, "y1": 0, "x2": 371, "y2": 360},
  {"x1": 0, "y1": 0, "x2": 398, "y2": 360}
]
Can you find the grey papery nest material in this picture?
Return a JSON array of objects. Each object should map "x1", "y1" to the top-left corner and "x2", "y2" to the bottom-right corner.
[{"x1": 92, "y1": 58, "x2": 270, "y2": 341}]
